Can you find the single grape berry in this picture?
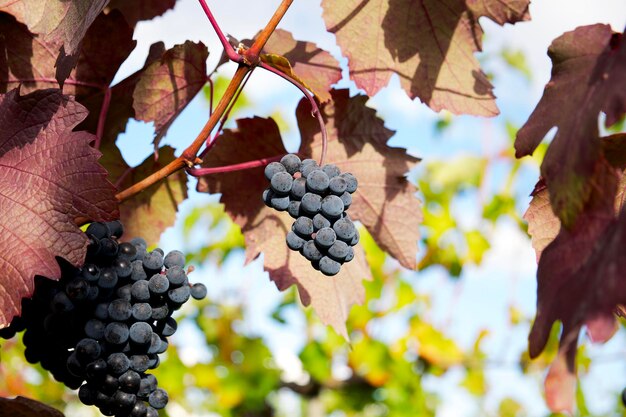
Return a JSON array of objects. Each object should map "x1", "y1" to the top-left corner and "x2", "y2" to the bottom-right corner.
[
  {"x1": 306, "y1": 169, "x2": 330, "y2": 194},
  {"x1": 312, "y1": 213, "x2": 331, "y2": 231},
  {"x1": 300, "y1": 160, "x2": 319, "y2": 178},
  {"x1": 287, "y1": 200, "x2": 301, "y2": 219},
  {"x1": 130, "y1": 322, "x2": 153, "y2": 345},
  {"x1": 328, "y1": 240, "x2": 350, "y2": 262},
  {"x1": 163, "y1": 250, "x2": 185, "y2": 268},
  {"x1": 270, "y1": 195, "x2": 290, "y2": 211},
  {"x1": 270, "y1": 171, "x2": 293, "y2": 195},
  {"x1": 290, "y1": 177, "x2": 307, "y2": 200},
  {"x1": 302, "y1": 240, "x2": 323, "y2": 262},
  {"x1": 321, "y1": 195, "x2": 344, "y2": 218},
  {"x1": 301, "y1": 193, "x2": 322, "y2": 215},
  {"x1": 322, "y1": 164, "x2": 341, "y2": 178},
  {"x1": 286, "y1": 231, "x2": 306, "y2": 251},
  {"x1": 340, "y1": 191, "x2": 352, "y2": 210},
  {"x1": 148, "y1": 389, "x2": 168, "y2": 409},
  {"x1": 333, "y1": 217, "x2": 356, "y2": 242},
  {"x1": 315, "y1": 227, "x2": 336, "y2": 249},
  {"x1": 280, "y1": 153, "x2": 302, "y2": 174},
  {"x1": 341, "y1": 172, "x2": 358, "y2": 193},
  {"x1": 329, "y1": 176, "x2": 347, "y2": 195},
  {"x1": 191, "y1": 283, "x2": 207, "y2": 300},
  {"x1": 319, "y1": 256, "x2": 341, "y2": 276},
  {"x1": 293, "y1": 216, "x2": 314, "y2": 237},
  {"x1": 108, "y1": 352, "x2": 131, "y2": 375},
  {"x1": 264, "y1": 161, "x2": 286, "y2": 181}
]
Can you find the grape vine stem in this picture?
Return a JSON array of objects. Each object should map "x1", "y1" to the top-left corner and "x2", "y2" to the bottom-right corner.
[{"x1": 115, "y1": 0, "x2": 294, "y2": 203}]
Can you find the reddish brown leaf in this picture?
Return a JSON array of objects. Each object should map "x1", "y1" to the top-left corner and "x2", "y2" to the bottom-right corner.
[
  {"x1": 132, "y1": 41, "x2": 208, "y2": 144},
  {"x1": 298, "y1": 89, "x2": 422, "y2": 269},
  {"x1": 527, "y1": 159, "x2": 625, "y2": 412},
  {"x1": 106, "y1": 0, "x2": 176, "y2": 28},
  {"x1": 0, "y1": 0, "x2": 109, "y2": 83},
  {"x1": 0, "y1": 396, "x2": 64, "y2": 417},
  {"x1": 321, "y1": 0, "x2": 529, "y2": 116},
  {"x1": 101, "y1": 145, "x2": 187, "y2": 245},
  {"x1": 0, "y1": 10, "x2": 136, "y2": 97},
  {"x1": 515, "y1": 25, "x2": 626, "y2": 227},
  {"x1": 0, "y1": 88, "x2": 118, "y2": 328},
  {"x1": 263, "y1": 29, "x2": 341, "y2": 103},
  {"x1": 196, "y1": 117, "x2": 372, "y2": 338}
]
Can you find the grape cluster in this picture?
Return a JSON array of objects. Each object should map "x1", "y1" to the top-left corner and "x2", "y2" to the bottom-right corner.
[
  {"x1": 0, "y1": 221, "x2": 207, "y2": 417},
  {"x1": 263, "y1": 154, "x2": 360, "y2": 276}
]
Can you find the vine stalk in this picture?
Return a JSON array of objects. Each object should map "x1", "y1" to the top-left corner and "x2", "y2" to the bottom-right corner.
[{"x1": 115, "y1": 0, "x2": 294, "y2": 203}]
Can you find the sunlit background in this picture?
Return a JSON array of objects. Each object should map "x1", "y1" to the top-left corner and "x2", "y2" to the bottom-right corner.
[{"x1": 1, "y1": 1, "x2": 625, "y2": 416}]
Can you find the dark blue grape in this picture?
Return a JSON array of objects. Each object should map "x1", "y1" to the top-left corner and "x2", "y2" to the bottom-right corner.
[
  {"x1": 66, "y1": 352, "x2": 84, "y2": 377},
  {"x1": 341, "y1": 172, "x2": 358, "y2": 193},
  {"x1": 270, "y1": 195, "x2": 290, "y2": 211},
  {"x1": 148, "y1": 388, "x2": 168, "y2": 409},
  {"x1": 319, "y1": 256, "x2": 341, "y2": 276},
  {"x1": 131, "y1": 260, "x2": 147, "y2": 282},
  {"x1": 306, "y1": 169, "x2": 330, "y2": 193},
  {"x1": 328, "y1": 240, "x2": 349, "y2": 262},
  {"x1": 116, "y1": 284, "x2": 132, "y2": 302},
  {"x1": 86, "y1": 359, "x2": 107, "y2": 380},
  {"x1": 86, "y1": 222, "x2": 109, "y2": 239},
  {"x1": 113, "y1": 390, "x2": 136, "y2": 411},
  {"x1": 81, "y1": 264, "x2": 100, "y2": 282},
  {"x1": 151, "y1": 305, "x2": 169, "y2": 320},
  {"x1": 143, "y1": 251, "x2": 164, "y2": 273},
  {"x1": 107, "y1": 352, "x2": 130, "y2": 375},
  {"x1": 312, "y1": 213, "x2": 331, "y2": 231},
  {"x1": 262, "y1": 188, "x2": 274, "y2": 207},
  {"x1": 164, "y1": 250, "x2": 185, "y2": 268},
  {"x1": 130, "y1": 355, "x2": 150, "y2": 372},
  {"x1": 333, "y1": 217, "x2": 356, "y2": 242},
  {"x1": 301, "y1": 193, "x2": 322, "y2": 215},
  {"x1": 293, "y1": 216, "x2": 314, "y2": 237},
  {"x1": 85, "y1": 319, "x2": 106, "y2": 340},
  {"x1": 108, "y1": 299, "x2": 132, "y2": 321},
  {"x1": 50, "y1": 291, "x2": 74, "y2": 313},
  {"x1": 286, "y1": 231, "x2": 306, "y2": 251},
  {"x1": 115, "y1": 258, "x2": 132, "y2": 278},
  {"x1": 287, "y1": 200, "x2": 301, "y2": 218},
  {"x1": 104, "y1": 322, "x2": 129, "y2": 345},
  {"x1": 131, "y1": 237, "x2": 147, "y2": 248},
  {"x1": 98, "y1": 268, "x2": 118, "y2": 289},
  {"x1": 168, "y1": 285, "x2": 190, "y2": 305},
  {"x1": 191, "y1": 283, "x2": 207, "y2": 300},
  {"x1": 321, "y1": 195, "x2": 344, "y2": 218},
  {"x1": 94, "y1": 302, "x2": 109, "y2": 320},
  {"x1": 280, "y1": 153, "x2": 302, "y2": 174},
  {"x1": 130, "y1": 322, "x2": 153, "y2": 345},
  {"x1": 345, "y1": 246, "x2": 355, "y2": 262},
  {"x1": 264, "y1": 161, "x2": 286, "y2": 181},
  {"x1": 315, "y1": 227, "x2": 336, "y2": 249},
  {"x1": 148, "y1": 274, "x2": 169, "y2": 295},
  {"x1": 99, "y1": 237, "x2": 119, "y2": 258},
  {"x1": 340, "y1": 191, "x2": 352, "y2": 210},
  {"x1": 75, "y1": 338, "x2": 101, "y2": 363},
  {"x1": 166, "y1": 265, "x2": 187, "y2": 286},
  {"x1": 130, "y1": 401, "x2": 148, "y2": 417},
  {"x1": 101, "y1": 373, "x2": 120, "y2": 396},
  {"x1": 131, "y1": 280, "x2": 150, "y2": 302},
  {"x1": 65, "y1": 278, "x2": 89, "y2": 301},
  {"x1": 290, "y1": 177, "x2": 307, "y2": 200},
  {"x1": 301, "y1": 160, "x2": 318, "y2": 178},
  {"x1": 146, "y1": 406, "x2": 159, "y2": 417},
  {"x1": 105, "y1": 220, "x2": 124, "y2": 238},
  {"x1": 160, "y1": 317, "x2": 177, "y2": 337},
  {"x1": 329, "y1": 176, "x2": 347, "y2": 195},
  {"x1": 132, "y1": 303, "x2": 152, "y2": 322},
  {"x1": 322, "y1": 164, "x2": 340, "y2": 178},
  {"x1": 118, "y1": 242, "x2": 137, "y2": 261},
  {"x1": 302, "y1": 240, "x2": 322, "y2": 261},
  {"x1": 119, "y1": 370, "x2": 141, "y2": 394},
  {"x1": 271, "y1": 171, "x2": 293, "y2": 195},
  {"x1": 351, "y1": 228, "x2": 360, "y2": 246},
  {"x1": 148, "y1": 333, "x2": 162, "y2": 354},
  {"x1": 78, "y1": 383, "x2": 97, "y2": 406}
]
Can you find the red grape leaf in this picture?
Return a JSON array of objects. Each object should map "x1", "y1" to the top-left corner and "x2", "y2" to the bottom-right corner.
[
  {"x1": 515, "y1": 25, "x2": 626, "y2": 228},
  {"x1": 263, "y1": 29, "x2": 341, "y2": 103},
  {"x1": 297, "y1": 89, "x2": 422, "y2": 269},
  {"x1": 527, "y1": 159, "x2": 625, "y2": 412},
  {"x1": 0, "y1": 0, "x2": 109, "y2": 84},
  {"x1": 0, "y1": 88, "x2": 118, "y2": 328},
  {"x1": 0, "y1": 396, "x2": 64, "y2": 417},
  {"x1": 132, "y1": 40, "x2": 208, "y2": 145},
  {"x1": 320, "y1": 0, "x2": 529, "y2": 116},
  {"x1": 101, "y1": 145, "x2": 187, "y2": 245},
  {"x1": 0, "y1": 10, "x2": 136, "y2": 97},
  {"x1": 196, "y1": 117, "x2": 371, "y2": 338},
  {"x1": 105, "y1": 0, "x2": 176, "y2": 28}
]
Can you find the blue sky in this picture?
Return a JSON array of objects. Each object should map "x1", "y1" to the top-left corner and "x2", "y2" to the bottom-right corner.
[{"x1": 110, "y1": 1, "x2": 626, "y2": 416}]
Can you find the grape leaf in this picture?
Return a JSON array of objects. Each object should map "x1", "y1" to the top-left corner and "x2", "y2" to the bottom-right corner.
[
  {"x1": 320, "y1": 0, "x2": 530, "y2": 116},
  {"x1": 0, "y1": 10, "x2": 135, "y2": 97},
  {"x1": 101, "y1": 145, "x2": 187, "y2": 245},
  {"x1": 132, "y1": 40, "x2": 208, "y2": 145},
  {"x1": 0, "y1": 0, "x2": 109, "y2": 84},
  {"x1": 0, "y1": 396, "x2": 64, "y2": 417},
  {"x1": 527, "y1": 159, "x2": 624, "y2": 412},
  {"x1": 297, "y1": 89, "x2": 422, "y2": 269},
  {"x1": 515, "y1": 25, "x2": 626, "y2": 228},
  {"x1": 196, "y1": 117, "x2": 371, "y2": 338},
  {"x1": 263, "y1": 29, "x2": 341, "y2": 103},
  {"x1": 0, "y1": 88, "x2": 118, "y2": 328},
  {"x1": 105, "y1": 0, "x2": 176, "y2": 28}
]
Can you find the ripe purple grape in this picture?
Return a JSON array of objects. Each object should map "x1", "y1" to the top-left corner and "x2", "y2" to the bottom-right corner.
[
  {"x1": 306, "y1": 169, "x2": 330, "y2": 194},
  {"x1": 280, "y1": 153, "x2": 302, "y2": 174},
  {"x1": 271, "y1": 171, "x2": 293, "y2": 195},
  {"x1": 264, "y1": 161, "x2": 286, "y2": 181}
]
